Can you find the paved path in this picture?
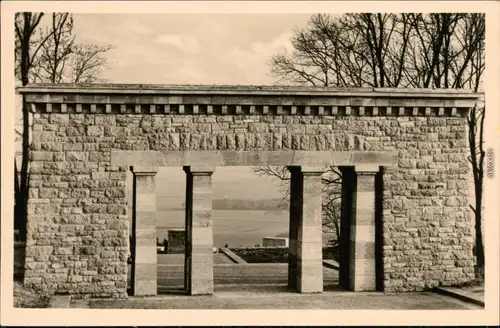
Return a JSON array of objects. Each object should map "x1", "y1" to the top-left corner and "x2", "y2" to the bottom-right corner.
[
  {"x1": 74, "y1": 260, "x2": 481, "y2": 310},
  {"x1": 102, "y1": 255, "x2": 483, "y2": 310},
  {"x1": 88, "y1": 286, "x2": 480, "y2": 309},
  {"x1": 219, "y1": 247, "x2": 247, "y2": 263},
  {"x1": 435, "y1": 285, "x2": 484, "y2": 306}
]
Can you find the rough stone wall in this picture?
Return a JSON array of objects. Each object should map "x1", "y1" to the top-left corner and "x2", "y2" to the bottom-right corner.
[
  {"x1": 26, "y1": 114, "x2": 129, "y2": 298},
  {"x1": 24, "y1": 112, "x2": 474, "y2": 297}
]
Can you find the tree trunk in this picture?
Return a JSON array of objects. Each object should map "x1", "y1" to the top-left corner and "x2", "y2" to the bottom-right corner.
[
  {"x1": 14, "y1": 97, "x2": 30, "y2": 241},
  {"x1": 474, "y1": 185, "x2": 484, "y2": 276},
  {"x1": 15, "y1": 15, "x2": 32, "y2": 241}
]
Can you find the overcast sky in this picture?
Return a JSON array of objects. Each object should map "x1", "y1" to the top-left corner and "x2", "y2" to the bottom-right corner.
[
  {"x1": 73, "y1": 14, "x2": 312, "y2": 85},
  {"x1": 69, "y1": 14, "x2": 313, "y2": 196},
  {"x1": 17, "y1": 14, "x2": 315, "y2": 192}
]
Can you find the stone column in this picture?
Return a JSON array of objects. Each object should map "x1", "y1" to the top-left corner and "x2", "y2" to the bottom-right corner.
[
  {"x1": 296, "y1": 166, "x2": 324, "y2": 293},
  {"x1": 349, "y1": 165, "x2": 379, "y2": 291},
  {"x1": 130, "y1": 166, "x2": 158, "y2": 296},
  {"x1": 183, "y1": 166, "x2": 215, "y2": 295},
  {"x1": 287, "y1": 166, "x2": 302, "y2": 289}
]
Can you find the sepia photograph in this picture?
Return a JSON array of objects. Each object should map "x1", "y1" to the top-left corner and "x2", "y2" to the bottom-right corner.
[{"x1": 1, "y1": 1, "x2": 499, "y2": 326}]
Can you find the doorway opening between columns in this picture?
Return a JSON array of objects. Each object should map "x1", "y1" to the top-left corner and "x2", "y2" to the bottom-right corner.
[{"x1": 117, "y1": 150, "x2": 396, "y2": 296}]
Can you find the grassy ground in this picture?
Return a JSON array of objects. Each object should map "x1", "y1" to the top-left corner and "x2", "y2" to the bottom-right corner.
[{"x1": 13, "y1": 280, "x2": 51, "y2": 308}]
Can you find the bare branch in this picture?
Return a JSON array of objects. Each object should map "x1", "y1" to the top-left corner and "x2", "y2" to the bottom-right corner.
[{"x1": 266, "y1": 13, "x2": 485, "y2": 259}]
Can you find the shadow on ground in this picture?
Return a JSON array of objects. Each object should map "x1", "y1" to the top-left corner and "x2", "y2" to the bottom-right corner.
[
  {"x1": 96, "y1": 254, "x2": 482, "y2": 310},
  {"x1": 130, "y1": 253, "x2": 339, "y2": 290},
  {"x1": 87, "y1": 284, "x2": 481, "y2": 309}
]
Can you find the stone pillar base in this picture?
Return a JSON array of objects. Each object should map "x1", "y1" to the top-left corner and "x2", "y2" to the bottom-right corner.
[
  {"x1": 295, "y1": 167, "x2": 324, "y2": 293},
  {"x1": 184, "y1": 166, "x2": 215, "y2": 296},
  {"x1": 348, "y1": 166, "x2": 379, "y2": 292},
  {"x1": 130, "y1": 167, "x2": 158, "y2": 296}
]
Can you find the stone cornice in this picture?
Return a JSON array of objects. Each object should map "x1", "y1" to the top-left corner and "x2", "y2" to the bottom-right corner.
[{"x1": 18, "y1": 83, "x2": 482, "y2": 117}]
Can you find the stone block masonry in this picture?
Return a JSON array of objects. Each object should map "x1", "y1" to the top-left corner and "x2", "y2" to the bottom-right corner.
[{"x1": 19, "y1": 84, "x2": 481, "y2": 298}]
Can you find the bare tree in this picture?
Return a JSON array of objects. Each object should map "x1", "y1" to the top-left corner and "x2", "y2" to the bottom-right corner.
[
  {"x1": 264, "y1": 13, "x2": 485, "y2": 269},
  {"x1": 271, "y1": 13, "x2": 484, "y2": 89},
  {"x1": 252, "y1": 166, "x2": 290, "y2": 209},
  {"x1": 14, "y1": 12, "x2": 48, "y2": 241},
  {"x1": 68, "y1": 44, "x2": 113, "y2": 83},
  {"x1": 29, "y1": 13, "x2": 113, "y2": 84},
  {"x1": 323, "y1": 201, "x2": 341, "y2": 241},
  {"x1": 29, "y1": 13, "x2": 75, "y2": 83},
  {"x1": 14, "y1": 12, "x2": 113, "y2": 241}
]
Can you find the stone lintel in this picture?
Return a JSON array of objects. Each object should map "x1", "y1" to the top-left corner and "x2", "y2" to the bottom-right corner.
[
  {"x1": 183, "y1": 165, "x2": 216, "y2": 174},
  {"x1": 112, "y1": 151, "x2": 397, "y2": 168},
  {"x1": 286, "y1": 165, "x2": 326, "y2": 174},
  {"x1": 291, "y1": 151, "x2": 335, "y2": 166},
  {"x1": 130, "y1": 166, "x2": 159, "y2": 175},
  {"x1": 301, "y1": 166, "x2": 327, "y2": 174},
  {"x1": 354, "y1": 165, "x2": 380, "y2": 173}
]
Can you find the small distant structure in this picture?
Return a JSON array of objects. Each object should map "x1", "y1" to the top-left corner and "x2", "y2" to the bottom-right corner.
[
  {"x1": 167, "y1": 229, "x2": 185, "y2": 253},
  {"x1": 262, "y1": 237, "x2": 289, "y2": 248}
]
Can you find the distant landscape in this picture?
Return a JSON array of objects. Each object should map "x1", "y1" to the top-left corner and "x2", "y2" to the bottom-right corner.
[{"x1": 155, "y1": 210, "x2": 289, "y2": 248}]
